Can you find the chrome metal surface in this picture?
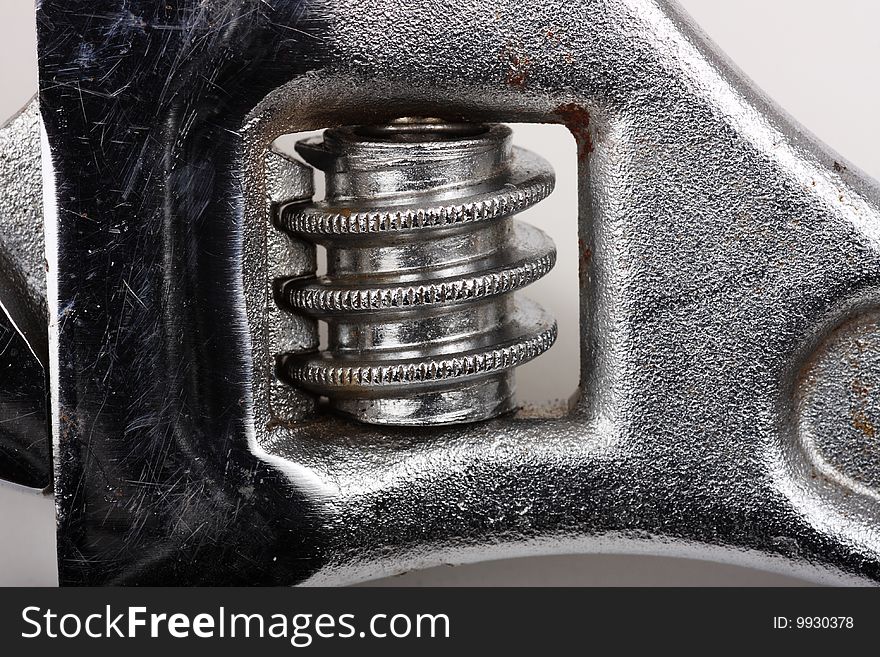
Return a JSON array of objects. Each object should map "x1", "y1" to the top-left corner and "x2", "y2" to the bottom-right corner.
[
  {"x1": 9, "y1": 0, "x2": 880, "y2": 584},
  {"x1": 0, "y1": 99, "x2": 49, "y2": 488},
  {"x1": 278, "y1": 121, "x2": 557, "y2": 425}
]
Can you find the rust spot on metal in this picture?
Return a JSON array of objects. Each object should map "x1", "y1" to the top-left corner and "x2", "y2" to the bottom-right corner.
[
  {"x1": 850, "y1": 376, "x2": 876, "y2": 440},
  {"x1": 578, "y1": 238, "x2": 592, "y2": 265},
  {"x1": 507, "y1": 68, "x2": 529, "y2": 87},
  {"x1": 851, "y1": 377, "x2": 871, "y2": 398},
  {"x1": 852, "y1": 409, "x2": 876, "y2": 440},
  {"x1": 578, "y1": 238, "x2": 591, "y2": 285},
  {"x1": 501, "y1": 49, "x2": 531, "y2": 88},
  {"x1": 58, "y1": 407, "x2": 78, "y2": 443},
  {"x1": 554, "y1": 103, "x2": 594, "y2": 161}
]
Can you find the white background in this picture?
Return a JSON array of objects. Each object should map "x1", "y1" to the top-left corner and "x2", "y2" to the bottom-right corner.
[{"x1": 1, "y1": 0, "x2": 878, "y2": 585}]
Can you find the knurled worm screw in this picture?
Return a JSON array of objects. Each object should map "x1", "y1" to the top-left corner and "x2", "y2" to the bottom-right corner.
[{"x1": 275, "y1": 120, "x2": 557, "y2": 426}]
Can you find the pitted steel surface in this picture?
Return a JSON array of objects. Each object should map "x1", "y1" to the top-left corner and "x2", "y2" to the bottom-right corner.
[
  {"x1": 0, "y1": 99, "x2": 50, "y2": 488},
  {"x1": 0, "y1": 0, "x2": 878, "y2": 584}
]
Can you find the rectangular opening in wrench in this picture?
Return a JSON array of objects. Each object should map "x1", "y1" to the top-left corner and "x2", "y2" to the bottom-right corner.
[{"x1": 274, "y1": 124, "x2": 580, "y2": 424}]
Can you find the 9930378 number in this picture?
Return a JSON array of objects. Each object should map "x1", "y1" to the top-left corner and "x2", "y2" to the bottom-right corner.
[{"x1": 796, "y1": 617, "x2": 853, "y2": 629}]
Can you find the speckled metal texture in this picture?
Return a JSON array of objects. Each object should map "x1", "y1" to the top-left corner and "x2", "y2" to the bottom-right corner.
[
  {"x1": 0, "y1": 99, "x2": 50, "y2": 488},
  {"x1": 34, "y1": 0, "x2": 880, "y2": 584}
]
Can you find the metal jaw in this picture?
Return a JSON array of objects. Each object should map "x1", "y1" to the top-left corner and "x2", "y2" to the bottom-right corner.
[{"x1": 3, "y1": 0, "x2": 880, "y2": 584}]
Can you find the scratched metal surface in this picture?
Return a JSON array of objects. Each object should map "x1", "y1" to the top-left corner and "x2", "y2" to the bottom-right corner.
[{"x1": 37, "y1": 0, "x2": 880, "y2": 585}]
